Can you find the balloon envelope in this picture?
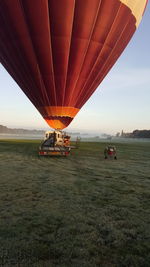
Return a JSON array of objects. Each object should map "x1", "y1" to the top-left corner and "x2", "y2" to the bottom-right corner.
[{"x1": 0, "y1": 0, "x2": 148, "y2": 129}]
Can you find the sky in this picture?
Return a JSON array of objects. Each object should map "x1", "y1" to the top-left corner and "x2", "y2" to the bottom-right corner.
[{"x1": 0, "y1": 3, "x2": 150, "y2": 135}]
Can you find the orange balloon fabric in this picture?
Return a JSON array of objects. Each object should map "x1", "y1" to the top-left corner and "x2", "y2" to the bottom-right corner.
[{"x1": 0, "y1": 0, "x2": 148, "y2": 129}]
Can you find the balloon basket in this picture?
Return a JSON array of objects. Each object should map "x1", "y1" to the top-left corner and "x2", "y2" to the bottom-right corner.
[{"x1": 39, "y1": 130, "x2": 71, "y2": 157}]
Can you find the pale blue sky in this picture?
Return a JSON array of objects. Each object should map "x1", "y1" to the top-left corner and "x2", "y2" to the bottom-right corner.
[{"x1": 0, "y1": 3, "x2": 150, "y2": 134}]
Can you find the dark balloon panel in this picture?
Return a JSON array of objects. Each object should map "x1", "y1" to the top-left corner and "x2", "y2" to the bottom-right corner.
[{"x1": 0, "y1": 0, "x2": 148, "y2": 129}]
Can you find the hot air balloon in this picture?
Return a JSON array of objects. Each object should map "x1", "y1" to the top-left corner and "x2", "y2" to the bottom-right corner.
[{"x1": 0, "y1": 0, "x2": 148, "y2": 130}]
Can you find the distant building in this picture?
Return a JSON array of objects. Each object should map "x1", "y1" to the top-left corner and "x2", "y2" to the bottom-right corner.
[{"x1": 119, "y1": 129, "x2": 150, "y2": 138}]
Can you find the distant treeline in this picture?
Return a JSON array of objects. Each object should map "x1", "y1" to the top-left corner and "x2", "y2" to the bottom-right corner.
[
  {"x1": 132, "y1": 130, "x2": 150, "y2": 138},
  {"x1": 0, "y1": 125, "x2": 80, "y2": 136},
  {"x1": 121, "y1": 130, "x2": 150, "y2": 138},
  {"x1": 0, "y1": 125, "x2": 44, "y2": 135}
]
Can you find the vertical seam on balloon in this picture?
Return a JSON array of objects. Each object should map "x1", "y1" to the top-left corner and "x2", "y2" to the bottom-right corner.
[
  {"x1": 85, "y1": 29, "x2": 134, "y2": 105},
  {"x1": 74, "y1": 1, "x2": 124, "y2": 107},
  {"x1": 18, "y1": 0, "x2": 48, "y2": 106},
  {"x1": 62, "y1": 0, "x2": 76, "y2": 111},
  {"x1": 80, "y1": 28, "x2": 134, "y2": 107},
  {"x1": 0, "y1": 3, "x2": 38, "y2": 105},
  {"x1": 79, "y1": 13, "x2": 136, "y2": 107},
  {"x1": 19, "y1": 0, "x2": 51, "y2": 107},
  {"x1": 0, "y1": 2, "x2": 40, "y2": 106},
  {"x1": 0, "y1": 50, "x2": 37, "y2": 105},
  {"x1": 67, "y1": 0, "x2": 103, "y2": 107},
  {"x1": 18, "y1": 0, "x2": 48, "y2": 105},
  {"x1": 0, "y1": 52, "x2": 36, "y2": 105},
  {"x1": 46, "y1": 0, "x2": 57, "y2": 107},
  {"x1": 0, "y1": 31, "x2": 32, "y2": 102}
]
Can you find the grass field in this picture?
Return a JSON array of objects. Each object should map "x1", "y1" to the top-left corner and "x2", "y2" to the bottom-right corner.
[{"x1": 0, "y1": 139, "x2": 150, "y2": 267}]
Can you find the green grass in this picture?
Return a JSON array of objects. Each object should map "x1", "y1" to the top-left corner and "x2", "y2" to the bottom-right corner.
[{"x1": 0, "y1": 139, "x2": 150, "y2": 266}]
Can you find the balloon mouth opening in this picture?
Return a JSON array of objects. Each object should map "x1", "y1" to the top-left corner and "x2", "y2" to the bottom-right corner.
[{"x1": 45, "y1": 116, "x2": 73, "y2": 130}]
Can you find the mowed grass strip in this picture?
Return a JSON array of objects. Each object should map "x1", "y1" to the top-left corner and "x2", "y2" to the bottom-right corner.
[{"x1": 0, "y1": 139, "x2": 150, "y2": 266}]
